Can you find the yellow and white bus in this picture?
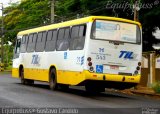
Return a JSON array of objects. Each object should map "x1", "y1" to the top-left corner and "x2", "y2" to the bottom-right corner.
[{"x1": 12, "y1": 16, "x2": 142, "y2": 92}]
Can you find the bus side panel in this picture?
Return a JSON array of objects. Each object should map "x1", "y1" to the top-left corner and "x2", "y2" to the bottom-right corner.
[
  {"x1": 24, "y1": 68, "x2": 49, "y2": 82},
  {"x1": 48, "y1": 51, "x2": 86, "y2": 85},
  {"x1": 12, "y1": 58, "x2": 21, "y2": 78},
  {"x1": 20, "y1": 50, "x2": 86, "y2": 84},
  {"x1": 12, "y1": 68, "x2": 19, "y2": 78},
  {"x1": 57, "y1": 70, "x2": 86, "y2": 85}
]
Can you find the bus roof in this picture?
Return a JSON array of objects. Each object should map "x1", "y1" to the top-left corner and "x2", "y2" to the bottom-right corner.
[{"x1": 18, "y1": 16, "x2": 141, "y2": 36}]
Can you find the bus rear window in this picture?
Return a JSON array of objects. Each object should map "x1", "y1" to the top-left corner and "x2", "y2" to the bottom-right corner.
[{"x1": 91, "y1": 20, "x2": 141, "y2": 44}]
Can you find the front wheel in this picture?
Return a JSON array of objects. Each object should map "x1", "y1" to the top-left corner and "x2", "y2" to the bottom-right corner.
[
  {"x1": 20, "y1": 68, "x2": 26, "y2": 84},
  {"x1": 20, "y1": 68, "x2": 34, "y2": 85},
  {"x1": 49, "y1": 68, "x2": 58, "y2": 90}
]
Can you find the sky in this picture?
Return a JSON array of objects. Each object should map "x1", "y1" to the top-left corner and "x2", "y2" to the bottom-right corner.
[
  {"x1": 0, "y1": 0, "x2": 20, "y2": 15},
  {"x1": 0, "y1": 0, "x2": 20, "y2": 6}
]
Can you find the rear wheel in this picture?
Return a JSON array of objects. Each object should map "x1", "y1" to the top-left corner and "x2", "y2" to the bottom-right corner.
[{"x1": 49, "y1": 68, "x2": 58, "y2": 90}]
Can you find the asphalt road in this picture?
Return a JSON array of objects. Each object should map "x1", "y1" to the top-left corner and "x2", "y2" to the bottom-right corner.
[{"x1": 0, "y1": 72, "x2": 160, "y2": 114}]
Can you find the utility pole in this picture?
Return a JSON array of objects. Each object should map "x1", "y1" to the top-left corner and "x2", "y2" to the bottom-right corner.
[
  {"x1": 148, "y1": 52, "x2": 156, "y2": 86},
  {"x1": 133, "y1": 0, "x2": 139, "y2": 21},
  {"x1": 51, "y1": 0, "x2": 55, "y2": 23},
  {"x1": 0, "y1": 3, "x2": 4, "y2": 63}
]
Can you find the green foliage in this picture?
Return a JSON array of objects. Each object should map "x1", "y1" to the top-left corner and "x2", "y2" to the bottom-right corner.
[
  {"x1": 4, "y1": 0, "x2": 50, "y2": 44},
  {"x1": 152, "y1": 81, "x2": 160, "y2": 94},
  {"x1": 3, "y1": 44, "x2": 14, "y2": 68}
]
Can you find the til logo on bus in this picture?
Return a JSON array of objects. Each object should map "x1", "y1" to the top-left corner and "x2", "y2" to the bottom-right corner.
[
  {"x1": 99, "y1": 48, "x2": 104, "y2": 53},
  {"x1": 119, "y1": 51, "x2": 134, "y2": 59},
  {"x1": 31, "y1": 54, "x2": 40, "y2": 65}
]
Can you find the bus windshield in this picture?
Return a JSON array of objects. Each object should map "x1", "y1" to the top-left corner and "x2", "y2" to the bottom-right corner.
[{"x1": 91, "y1": 20, "x2": 141, "y2": 44}]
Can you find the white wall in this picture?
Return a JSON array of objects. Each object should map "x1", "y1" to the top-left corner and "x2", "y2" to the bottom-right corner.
[{"x1": 156, "y1": 57, "x2": 160, "y2": 68}]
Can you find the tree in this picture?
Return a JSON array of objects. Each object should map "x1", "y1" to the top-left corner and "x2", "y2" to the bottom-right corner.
[
  {"x1": 139, "y1": 0, "x2": 160, "y2": 52},
  {"x1": 4, "y1": 0, "x2": 50, "y2": 45}
]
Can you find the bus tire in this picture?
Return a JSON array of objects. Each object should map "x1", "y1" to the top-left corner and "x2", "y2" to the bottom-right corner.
[
  {"x1": 26, "y1": 79, "x2": 34, "y2": 85},
  {"x1": 49, "y1": 68, "x2": 58, "y2": 90},
  {"x1": 20, "y1": 68, "x2": 26, "y2": 84}
]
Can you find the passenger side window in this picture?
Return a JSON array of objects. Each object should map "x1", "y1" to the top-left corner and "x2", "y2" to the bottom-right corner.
[
  {"x1": 35, "y1": 31, "x2": 47, "y2": 52},
  {"x1": 56, "y1": 27, "x2": 70, "y2": 51},
  {"x1": 20, "y1": 35, "x2": 28, "y2": 53},
  {"x1": 27, "y1": 33, "x2": 37, "y2": 52},
  {"x1": 69, "y1": 24, "x2": 86, "y2": 50},
  {"x1": 45, "y1": 29, "x2": 57, "y2": 51}
]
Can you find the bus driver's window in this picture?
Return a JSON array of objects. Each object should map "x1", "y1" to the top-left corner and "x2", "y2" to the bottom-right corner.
[{"x1": 15, "y1": 39, "x2": 21, "y2": 57}]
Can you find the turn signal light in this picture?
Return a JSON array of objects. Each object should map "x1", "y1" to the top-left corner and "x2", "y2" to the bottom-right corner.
[
  {"x1": 88, "y1": 62, "x2": 92, "y2": 66},
  {"x1": 87, "y1": 57, "x2": 94, "y2": 72},
  {"x1": 134, "y1": 70, "x2": 138, "y2": 75},
  {"x1": 138, "y1": 62, "x2": 141, "y2": 66},
  {"x1": 87, "y1": 57, "x2": 92, "y2": 61},
  {"x1": 136, "y1": 66, "x2": 140, "y2": 70},
  {"x1": 90, "y1": 67, "x2": 94, "y2": 71}
]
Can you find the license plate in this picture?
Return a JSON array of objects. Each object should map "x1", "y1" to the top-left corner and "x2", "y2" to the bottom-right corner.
[{"x1": 110, "y1": 65, "x2": 119, "y2": 70}]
